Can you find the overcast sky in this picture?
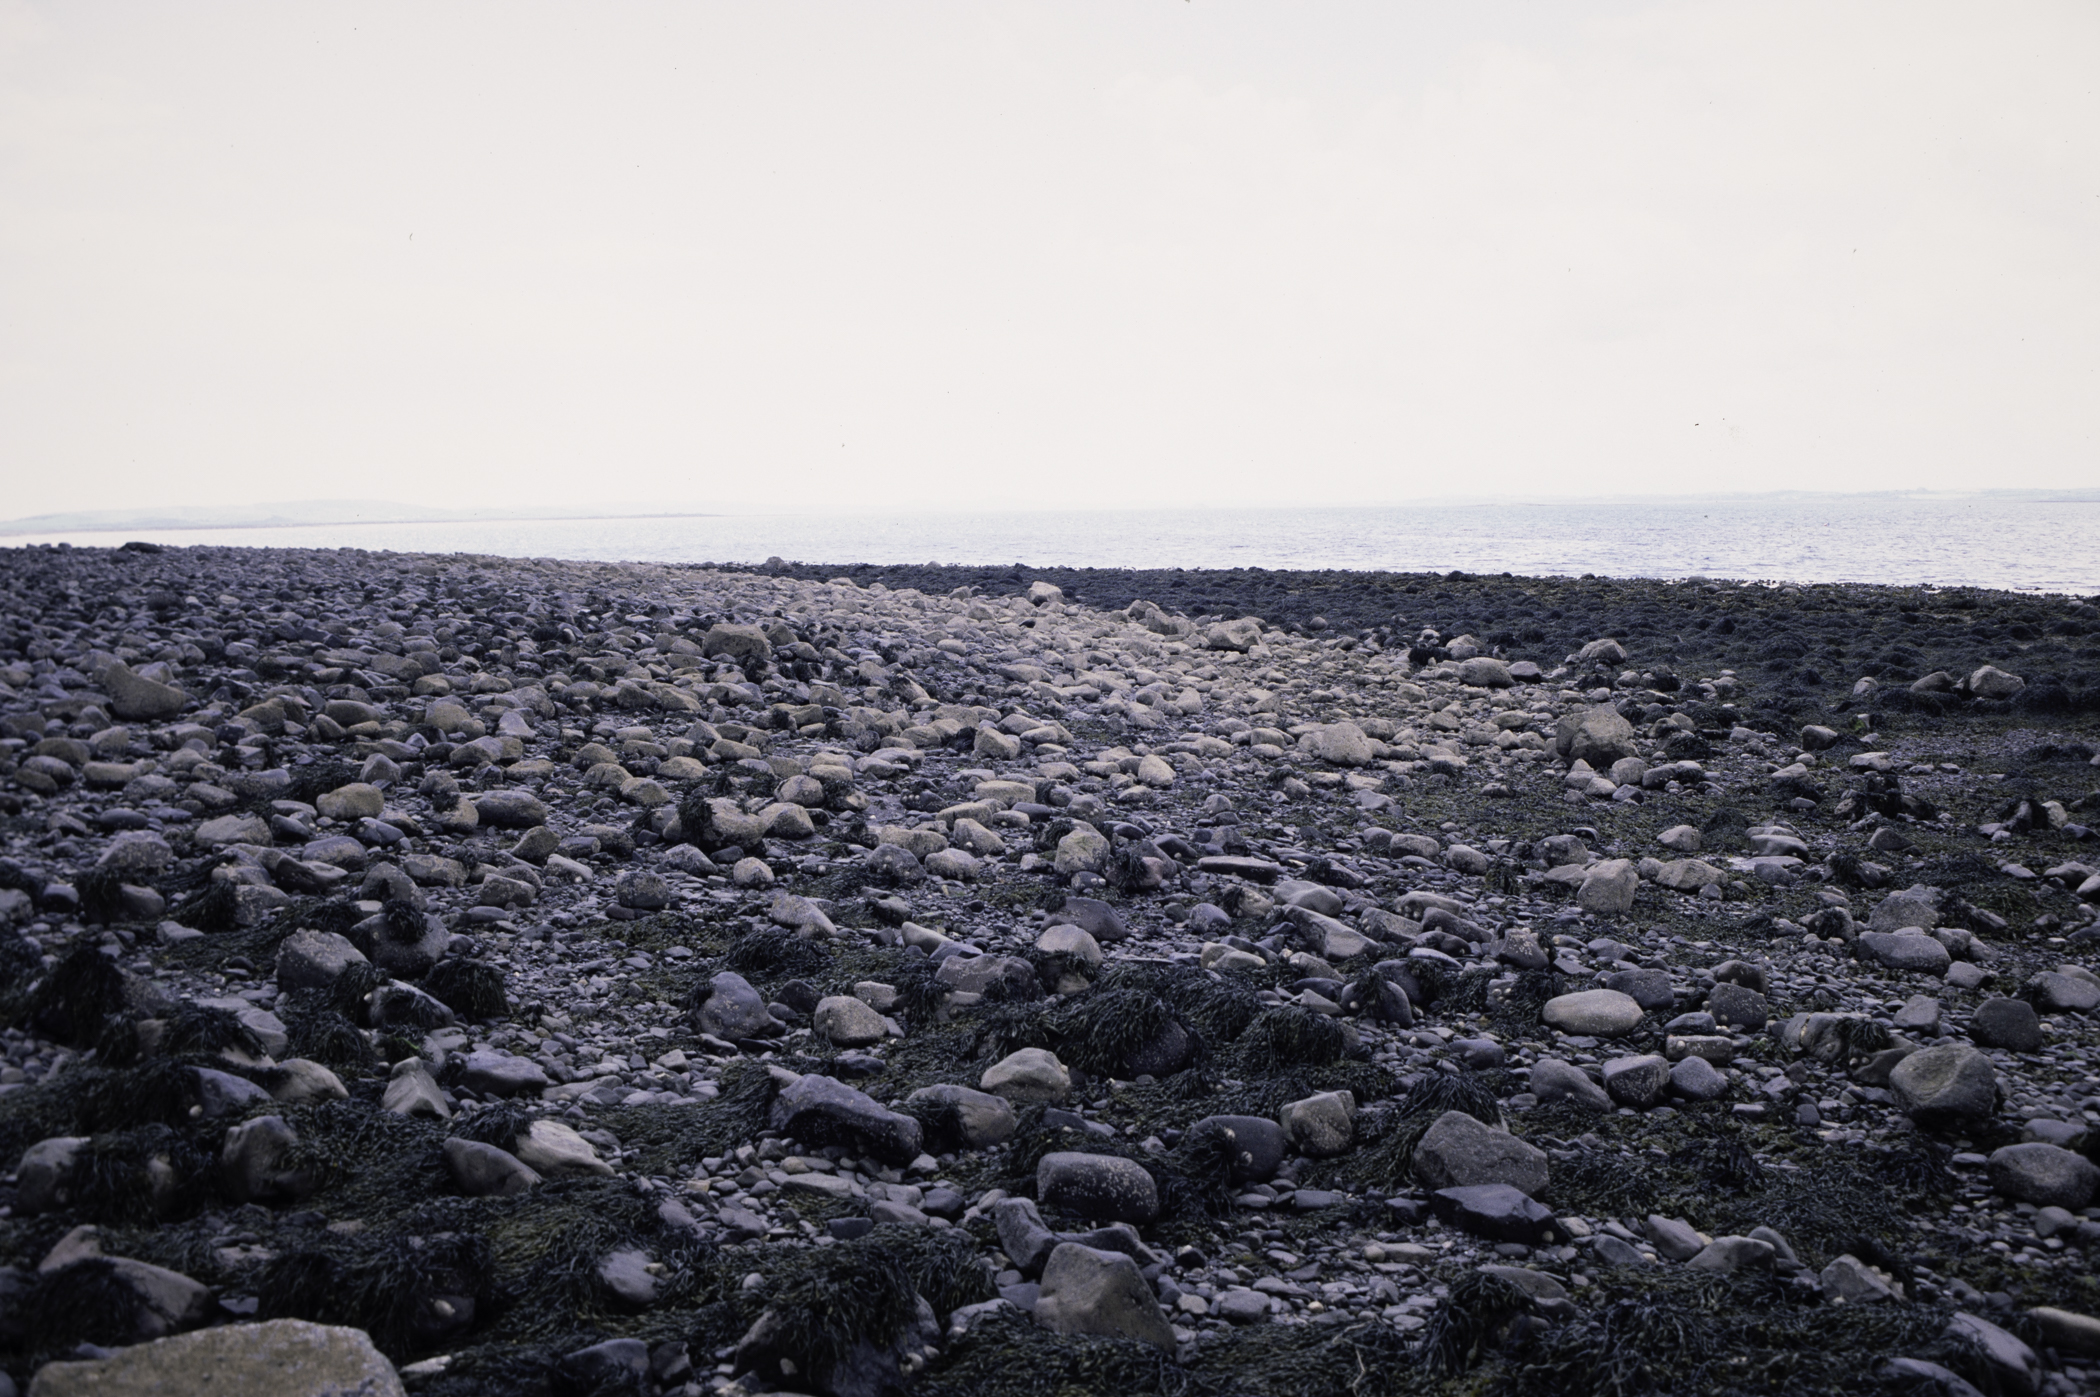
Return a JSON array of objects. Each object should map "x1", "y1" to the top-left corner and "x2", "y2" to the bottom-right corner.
[{"x1": 2, "y1": 1, "x2": 2094, "y2": 517}]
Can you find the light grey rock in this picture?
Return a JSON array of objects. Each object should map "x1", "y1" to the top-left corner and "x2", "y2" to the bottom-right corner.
[
  {"x1": 1577, "y1": 860, "x2": 1640, "y2": 915},
  {"x1": 1277, "y1": 1091, "x2": 1355, "y2": 1158},
  {"x1": 813, "y1": 995, "x2": 889, "y2": 1048},
  {"x1": 315, "y1": 783, "x2": 385, "y2": 821},
  {"x1": 596, "y1": 1249, "x2": 658, "y2": 1307},
  {"x1": 513, "y1": 1120, "x2": 613, "y2": 1177},
  {"x1": 1867, "y1": 890, "x2": 1939, "y2": 934},
  {"x1": 381, "y1": 1059, "x2": 450, "y2": 1119},
  {"x1": 101, "y1": 661, "x2": 187, "y2": 721},
  {"x1": 1052, "y1": 827, "x2": 1110, "y2": 878},
  {"x1": 981, "y1": 1048, "x2": 1070, "y2": 1104},
  {"x1": 20, "y1": 1318, "x2": 405, "y2": 1397},
  {"x1": 1204, "y1": 617, "x2": 1263, "y2": 652},
  {"x1": 1821, "y1": 1254, "x2": 1900, "y2": 1304},
  {"x1": 1644, "y1": 1215, "x2": 1704, "y2": 1262},
  {"x1": 96, "y1": 831, "x2": 173, "y2": 878},
  {"x1": 196, "y1": 813, "x2": 273, "y2": 847},
  {"x1": 1554, "y1": 706, "x2": 1638, "y2": 766},
  {"x1": 1541, "y1": 989, "x2": 1645, "y2": 1036},
  {"x1": 1035, "y1": 1243, "x2": 1173, "y2": 1349},
  {"x1": 1413, "y1": 1111, "x2": 1548, "y2": 1196},
  {"x1": 1301, "y1": 722, "x2": 1375, "y2": 766},
  {"x1": 274, "y1": 929, "x2": 369, "y2": 992},
  {"x1": 1967, "y1": 665, "x2": 2026, "y2": 699}
]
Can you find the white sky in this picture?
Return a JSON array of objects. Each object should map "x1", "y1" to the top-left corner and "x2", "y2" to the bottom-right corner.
[{"x1": 1, "y1": 1, "x2": 2095, "y2": 517}]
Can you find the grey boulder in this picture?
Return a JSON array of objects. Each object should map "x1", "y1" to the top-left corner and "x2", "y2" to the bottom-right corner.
[
  {"x1": 1601, "y1": 1055, "x2": 1671, "y2": 1109},
  {"x1": 1034, "y1": 1243, "x2": 1173, "y2": 1350},
  {"x1": 1541, "y1": 989, "x2": 1645, "y2": 1037},
  {"x1": 1970, "y1": 997, "x2": 2044, "y2": 1053},
  {"x1": 1890, "y1": 1044, "x2": 1998, "y2": 1128},
  {"x1": 1429, "y1": 1184, "x2": 1555, "y2": 1243},
  {"x1": 1987, "y1": 1143, "x2": 2099, "y2": 1209},
  {"x1": 442, "y1": 1139, "x2": 540, "y2": 1196},
  {"x1": 1668, "y1": 1055, "x2": 1729, "y2": 1101},
  {"x1": 1187, "y1": 1115, "x2": 1288, "y2": 1184},
  {"x1": 767, "y1": 1073, "x2": 923, "y2": 1165},
  {"x1": 904, "y1": 1084, "x2": 1016, "y2": 1150},
  {"x1": 1706, "y1": 982, "x2": 1769, "y2": 1031},
  {"x1": 1036, "y1": 1152, "x2": 1160, "y2": 1224},
  {"x1": 20, "y1": 1318, "x2": 405, "y2": 1397},
  {"x1": 1528, "y1": 1058, "x2": 1611, "y2": 1110},
  {"x1": 694, "y1": 971, "x2": 779, "y2": 1041},
  {"x1": 1554, "y1": 706, "x2": 1638, "y2": 766},
  {"x1": 1277, "y1": 1091, "x2": 1355, "y2": 1158},
  {"x1": 1412, "y1": 1111, "x2": 1549, "y2": 1196},
  {"x1": 1857, "y1": 932, "x2": 1951, "y2": 975}
]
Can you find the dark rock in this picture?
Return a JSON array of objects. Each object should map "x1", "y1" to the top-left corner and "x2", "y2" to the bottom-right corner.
[
  {"x1": 1187, "y1": 1115, "x2": 1288, "y2": 1184},
  {"x1": 1430, "y1": 1184, "x2": 1556, "y2": 1244},
  {"x1": 1036, "y1": 1152, "x2": 1160, "y2": 1224},
  {"x1": 767, "y1": 1074, "x2": 924, "y2": 1165},
  {"x1": 1971, "y1": 998, "x2": 2044, "y2": 1053}
]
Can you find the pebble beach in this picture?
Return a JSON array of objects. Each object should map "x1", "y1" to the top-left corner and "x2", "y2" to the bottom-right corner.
[{"x1": 1, "y1": 541, "x2": 2097, "y2": 1397}]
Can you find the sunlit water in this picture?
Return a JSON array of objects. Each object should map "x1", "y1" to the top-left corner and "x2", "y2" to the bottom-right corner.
[{"x1": 9, "y1": 495, "x2": 2098, "y2": 594}]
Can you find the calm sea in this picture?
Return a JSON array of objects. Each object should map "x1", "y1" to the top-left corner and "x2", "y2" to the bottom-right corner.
[{"x1": 9, "y1": 495, "x2": 2098, "y2": 595}]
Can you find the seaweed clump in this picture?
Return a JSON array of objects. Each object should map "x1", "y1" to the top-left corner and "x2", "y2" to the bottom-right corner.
[
  {"x1": 1222, "y1": 1007, "x2": 1347, "y2": 1075},
  {"x1": 739, "y1": 1227, "x2": 990, "y2": 1392},
  {"x1": 1341, "y1": 1067, "x2": 1503, "y2": 1193},
  {"x1": 424, "y1": 959, "x2": 509, "y2": 1021},
  {"x1": 259, "y1": 1230, "x2": 495, "y2": 1358}
]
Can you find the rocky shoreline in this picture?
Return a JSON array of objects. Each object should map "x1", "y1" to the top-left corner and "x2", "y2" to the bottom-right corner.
[{"x1": 0, "y1": 542, "x2": 2096, "y2": 1397}]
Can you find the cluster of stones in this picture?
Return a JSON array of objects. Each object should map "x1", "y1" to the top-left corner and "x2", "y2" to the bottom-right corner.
[{"x1": 0, "y1": 542, "x2": 2096, "y2": 1397}]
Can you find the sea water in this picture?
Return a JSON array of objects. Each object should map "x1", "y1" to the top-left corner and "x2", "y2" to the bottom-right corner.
[{"x1": 10, "y1": 495, "x2": 2098, "y2": 594}]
